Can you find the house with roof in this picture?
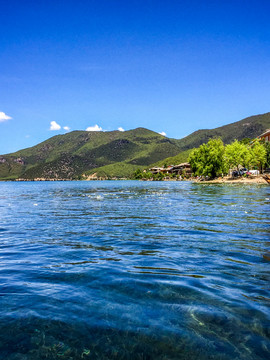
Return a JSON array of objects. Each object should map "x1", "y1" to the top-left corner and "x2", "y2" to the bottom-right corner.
[
  {"x1": 149, "y1": 166, "x2": 174, "y2": 174},
  {"x1": 258, "y1": 129, "x2": 270, "y2": 142},
  {"x1": 149, "y1": 163, "x2": 192, "y2": 177},
  {"x1": 170, "y1": 163, "x2": 191, "y2": 175}
]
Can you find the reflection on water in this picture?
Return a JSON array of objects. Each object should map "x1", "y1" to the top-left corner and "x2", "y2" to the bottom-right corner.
[{"x1": 0, "y1": 181, "x2": 269, "y2": 359}]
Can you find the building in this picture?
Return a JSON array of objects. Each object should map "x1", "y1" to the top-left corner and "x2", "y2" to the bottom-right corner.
[
  {"x1": 258, "y1": 129, "x2": 270, "y2": 142},
  {"x1": 149, "y1": 163, "x2": 191, "y2": 176},
  {"x1": 171, "y1": 163, "x2": 191, "y2": 175},
  {"x1": 149, "y1": 166, "x2": 174, "y2": 174}
]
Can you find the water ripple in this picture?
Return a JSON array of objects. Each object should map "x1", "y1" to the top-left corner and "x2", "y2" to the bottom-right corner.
[{"x1": 0, "y1": 181, "x2": 269, "y2": 359}]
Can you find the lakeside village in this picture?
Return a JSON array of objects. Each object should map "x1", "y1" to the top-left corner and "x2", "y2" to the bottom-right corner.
[{"x1": 133, "y1": 129, "x2": 270, "y2": 185}]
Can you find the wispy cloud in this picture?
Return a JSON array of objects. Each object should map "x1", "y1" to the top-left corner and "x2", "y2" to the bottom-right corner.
[
  {"x1": 86, "y1": 124, "x2": 102, "y2": 131},
  {"x1": 0, "y1": 111, "x2": 12, "y2": 123},
  {"x1": 159, "y1": 131, "x2": 166, "y2": 136},
  {"x1": 50, "y1": 121, "x2": 61, "y2": 130},
  {"x1": 118, "y1": 127, "x2": 125, "y2": 132},
  {"x1": 63, "y1": 126, "x2": 71, "y2": 131}
]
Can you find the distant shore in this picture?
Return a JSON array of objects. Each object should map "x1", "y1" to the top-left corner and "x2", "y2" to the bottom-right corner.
[
  {"x1": 139, "y1": 175, "x2": 269, "y2": 185},
  {"x1": 0, "y1": 176, "x2": 269, "y2": 185},
  {"x1": 193, "y1": 175, "x2": 269, "y2": 185}
]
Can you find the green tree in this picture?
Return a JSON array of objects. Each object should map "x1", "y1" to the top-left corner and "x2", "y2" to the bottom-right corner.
[
  {"x1": 145, "y1": 171, "x2": 154, "y2": 180},
  {"x1": 188, "y1": 138, "x2": 225, "y2": 178},
  {"x1": 250, "y1": 139, "x2": 267, "y2": 171},
  {"x1": 240, "y1": 138, "x2": 251, "y2": 145},
  {"x1": 133, "y1": 169, "x2": 143, "y2": 179},
  {"x1": 224, "y1": 140, "x2": 250, "y2": 172},
  {"x1": 242, "y1": 147, "x2": 253, "y2": 170},
  {"x1": 264, "y1": 142, "x2": 270, "y2": 168}
]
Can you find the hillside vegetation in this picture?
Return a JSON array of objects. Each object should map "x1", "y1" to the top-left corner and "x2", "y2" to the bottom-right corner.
[
  {"x1": 0, "y1": 128, "x2": 181, "y2": 180},
  {"x1": 0, "y1": 112, "x2": 269, "y2": 180},
  {"x1": 149, "y1": 149, "x2": 192, "y2": 168},
  {"x1": 174, "y1": 112, "x2": 270, "y2": 151}
]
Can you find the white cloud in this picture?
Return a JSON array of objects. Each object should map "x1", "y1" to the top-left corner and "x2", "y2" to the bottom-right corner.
[
  {"x1": 85, "y1": 124, "x2": 102, "y2": 131},
  {"x1": 159, "y1": 131, "x2": 166, "y2": 136},
  {"x1": 25, "y1": 135, "x2": 30, "y2": 138},
  {"x1": 118, "y1": 127, "x2": 125, "y2": 132},
  {"x1": 0, "y1": 111, "x2": 12, "y2": 123},
  {"x1": 50, "y1": 121, "x2": 61, "y2": 130},
  {"x1": 63, "y1": 126, "x2": 71, "y2": 131}
]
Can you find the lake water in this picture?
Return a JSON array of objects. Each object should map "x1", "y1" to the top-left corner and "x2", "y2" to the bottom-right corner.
[{"x1": 0, "y1": 181, "x2": 269, "y2": 360}]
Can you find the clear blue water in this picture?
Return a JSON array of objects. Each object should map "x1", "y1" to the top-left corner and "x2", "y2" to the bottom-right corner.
[{"x1": 0, "y1": 181, "x2": 269, "y2": 360}]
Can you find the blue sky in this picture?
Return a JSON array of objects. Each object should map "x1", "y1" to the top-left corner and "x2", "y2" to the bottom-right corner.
[{"x1": 1, "y1": 0, "x2": 270, "y2": 154}]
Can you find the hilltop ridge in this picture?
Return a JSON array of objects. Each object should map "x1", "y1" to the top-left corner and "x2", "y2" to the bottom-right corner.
[{"x1": 174, "y1": 112, "x2": 270, "y2": 151}]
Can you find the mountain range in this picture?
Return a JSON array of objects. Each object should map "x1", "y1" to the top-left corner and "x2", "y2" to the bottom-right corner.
[{"x1": 1, "y1": 112, "x2": 269, "y2": 180}]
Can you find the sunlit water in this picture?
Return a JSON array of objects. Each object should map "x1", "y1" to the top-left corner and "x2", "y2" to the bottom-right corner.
[{"x1": 0, "y1": 181, "x2": 269, "y2": 360}]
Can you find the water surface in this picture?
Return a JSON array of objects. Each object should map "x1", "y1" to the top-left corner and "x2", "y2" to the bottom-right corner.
[{"x1": 0, "y1": 181, "x2": 269, "y2": 359}]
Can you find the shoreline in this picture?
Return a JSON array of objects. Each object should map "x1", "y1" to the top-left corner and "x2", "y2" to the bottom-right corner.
[
  {"x1": 193, "y1": 176, "x2": 269, "y2": 185},
  {"x1": 0, "y1": 176, "x2": 269, "y2": 185}
]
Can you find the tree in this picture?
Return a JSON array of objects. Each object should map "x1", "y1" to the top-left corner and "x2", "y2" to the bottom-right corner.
[
  {"x1": 242, "y1": 147, "x2": 253, "y2": 170},
  {"x1": 250, "y1": 139, "x2": 267, "y2": 171},
  {"x1": 240, "y1": 138, "x2": 251, "y2": 145},
  {"x1": 264, "y1": 141, "x2": 270, "y2": 168},
  {"x1": 224, "y1": 140, "x2": 250, "y2": 172},
  {"x1": 155, "y1": 172, "x2": 165, "y2": 181},
  {"x1": 189, "y1": 138, "x2": 225, "y2": 178},
  {"x1": 145, "y1": 171, "x2": 154, "y2": 180},
  {"x1": 133, "y1": 169, "x2": 143, "y2": 179}
]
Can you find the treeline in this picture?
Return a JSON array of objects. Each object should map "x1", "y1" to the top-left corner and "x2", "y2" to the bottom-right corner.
[
  {"x1": 132, "y1": 169, "x2": 183, "y2": 181},
  {"x1": 188, "y1": 138, "x2": 270, "y2": 179},
  {"x1": 131, "y1": 138, "x2": 270, "y2": 180}
]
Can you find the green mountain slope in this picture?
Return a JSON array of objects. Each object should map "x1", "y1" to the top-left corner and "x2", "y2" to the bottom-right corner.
[
  {"x1": 0, "y1": 128, "x2": 181, "y2": 180},
  {"x1": 1, "y1": 112, "x2": 269, "y2": 180},
  {"x1": 149, "y1": 149, "x2": 192, "y2": 168},
  {"x1": 174, "y1": 112, "x2": 270, "y2": 151}
]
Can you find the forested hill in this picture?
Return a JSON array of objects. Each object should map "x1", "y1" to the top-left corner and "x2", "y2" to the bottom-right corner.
[
  {"x1": 174, "y1": 112, "x2": 270, "y2": 151},
  {"x1": 0, "y1": 112, "x2": 270, "y2": 180},
  {"x1": 0, "y1": 128, "x2": 182, "y2": 180}
]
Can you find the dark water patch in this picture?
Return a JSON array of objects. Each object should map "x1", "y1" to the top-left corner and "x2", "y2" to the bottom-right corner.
[{"x1": 0, "y1": 317, "x2": 244, "y2": 360}]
